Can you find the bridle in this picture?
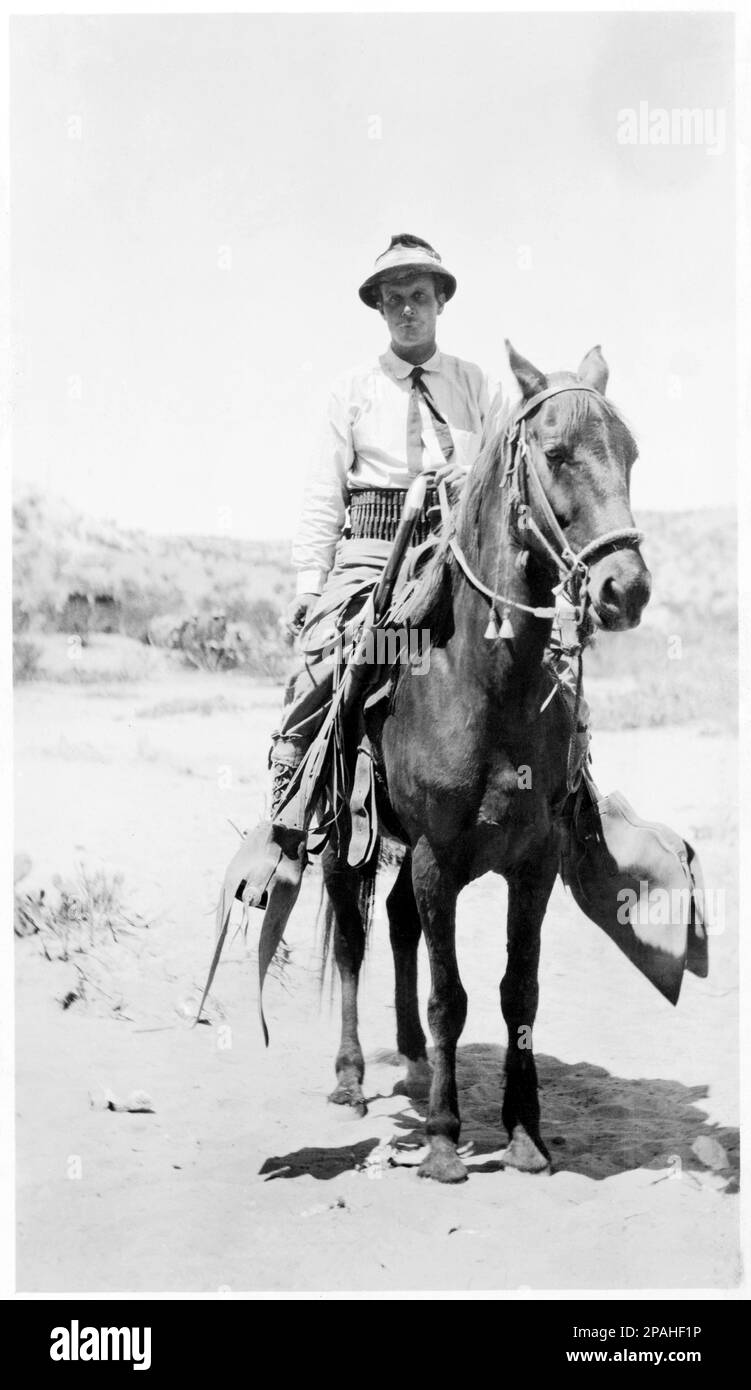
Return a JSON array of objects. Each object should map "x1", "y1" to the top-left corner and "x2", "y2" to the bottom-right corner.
[
  {"x1": 448, "y1": 382, "x2": 644, "y2": 637},
  {"x1": 446, "y1": 381, "x2": 644, "y2": 794}
]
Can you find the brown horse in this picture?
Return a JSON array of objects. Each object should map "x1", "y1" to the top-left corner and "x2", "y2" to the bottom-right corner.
[{"x1": 322, "y1": 342, "x2": 651, "y2": 1183}]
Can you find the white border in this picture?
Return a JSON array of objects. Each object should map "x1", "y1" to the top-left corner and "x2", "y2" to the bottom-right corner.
[{"x1": 2, "y1": 0, "x2": 747, "y2": 1303}]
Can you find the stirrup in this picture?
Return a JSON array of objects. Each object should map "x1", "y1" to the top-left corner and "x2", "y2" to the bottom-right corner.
[
  {"x1": 231, "y1": 822, "x2": 287, "y2": 910},
  {"x1": 196, "y1": 819, "x2": 307, "y2": 1043}
]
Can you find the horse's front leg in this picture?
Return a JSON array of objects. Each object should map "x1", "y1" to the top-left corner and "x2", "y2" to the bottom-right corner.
[
  {"x1": 411, "y1": 838, "x2": 468, "y2": 1183},
  {"x1": 500, "y1": 845, "x2": 558, "y2": 1172},
  {"x1": 386, "y1": 850, "x2": 431, "y2": 1099},
  {"x1": 324, "y1": 857, "x2": 367, "y2": 1117}
]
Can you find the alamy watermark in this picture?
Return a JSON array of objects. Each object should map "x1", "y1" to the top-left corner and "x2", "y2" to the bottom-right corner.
[
  {"x1": 617, "y1": 880, "x2": 724, "y2": 936},
  {"x1": 324, "y1": 626, "x2": 432, "y2": 674},
  {"x1": 50, "y1": 1320, "x2": 151, "y2": 1371},
  {"x1": 617, "y1": 101, "x2": 726, "y2": 156}
]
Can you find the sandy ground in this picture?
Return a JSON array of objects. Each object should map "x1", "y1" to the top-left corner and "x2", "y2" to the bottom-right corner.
[{"x1": 14, "y1": 665, "x2": 740, "y2": 1292}]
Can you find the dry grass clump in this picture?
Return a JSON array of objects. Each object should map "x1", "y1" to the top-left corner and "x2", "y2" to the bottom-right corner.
[{"x1": 14, "y1": 860, "x2": 148, "y2": 1014}]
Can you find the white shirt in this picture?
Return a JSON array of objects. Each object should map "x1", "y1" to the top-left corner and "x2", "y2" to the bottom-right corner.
[{"x1": 292, "y1": 346, "x2": 499, "y2": 594}]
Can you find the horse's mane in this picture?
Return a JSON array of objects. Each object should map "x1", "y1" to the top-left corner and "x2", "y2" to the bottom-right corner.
[
  {"x1": 455, "y1": 394, "x2": 514, "y2": 566},
  {"x1": 394, "y1": 397, "x2": 517, "y2": 630}
]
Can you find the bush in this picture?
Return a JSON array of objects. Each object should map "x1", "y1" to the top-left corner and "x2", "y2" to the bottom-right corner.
[
  {"x1": 13, "y1": 636, "x2": 41, "y2": 683},
  {"x1": 13, "y1": 599, "x2": 30, "y2": 633},
  {"x1": 117, "y1": 579, "x2": 186, "y2": 639}
]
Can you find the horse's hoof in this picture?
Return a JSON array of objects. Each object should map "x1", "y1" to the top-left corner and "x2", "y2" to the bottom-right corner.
[
  {"x1": 405, "y1": 1058, "x2": 433, "y2": 1100},
  {"x1": 500, "y1": 1124, "x2": 550, "y2": 1173},
  {"x1": 328, "y1": 1082, "x2": 367, "y2": 1117},
  {"x1": 393, "y1": 1057, "x2": 433, "y2": 1101},
  {"x1": 418, "y1": 1137, "x2": 468, "y2": 1184}
]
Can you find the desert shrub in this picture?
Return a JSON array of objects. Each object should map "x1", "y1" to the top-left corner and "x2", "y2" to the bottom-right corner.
[
  {"x1": 13, "y1": 598, "x2": 30, "y2": 633},
  {"x1": 163, "y1": 593, "x2": 291, "y2": 677},
  {"x1": 234, "y1": 638, "x2": 291, "y2": 681},
  {"x1": 57, "y1": 592, "x2": 91, "y2": 641},
  {"x1": 230, "y1": 598, "x2": 290, "y2": 679},
  {"x1": 36, "y1": 596, "x2": 61, "y2": 632},
  {"x1": 15, "y1": 863, "x2": 149, "y2": 1015},
  {"x1": 117, "y1": 579, "x2": 186, "y2": 639},
  {"x1": 13, "y1": 636, "x2": 41, "y2": 682},
  {"x1": 245, "y1": 596, "x2": 282, "y2": 636}
]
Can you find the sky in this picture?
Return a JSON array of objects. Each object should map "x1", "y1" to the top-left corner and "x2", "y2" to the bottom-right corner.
[{"x1": 10, "y1": 10, "x2": 736, "y2": 539}]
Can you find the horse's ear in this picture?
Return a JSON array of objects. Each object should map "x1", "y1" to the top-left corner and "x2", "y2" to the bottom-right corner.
[
  {"x1": 577, "y1": 345, "x2": 609, "y2": 393},
  {"x1": 506, "y1": 340, "x2": 547, "y2": 400}
]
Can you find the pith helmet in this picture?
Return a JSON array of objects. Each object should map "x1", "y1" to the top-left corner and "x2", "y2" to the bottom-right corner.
[{"x1": 358, "y1": 234, "x2": 457, "y2": 309}]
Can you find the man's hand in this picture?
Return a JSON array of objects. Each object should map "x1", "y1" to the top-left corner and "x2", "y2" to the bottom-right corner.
[
  {"x1": 424, "y1": 463, "x2": 469, "y2": 513},
  {"x1": 284, "y1": 593, "x2": 318, "y2": 640},
  {"x1": 426, "y1": 462, "x2": 468, "y2": 491}
]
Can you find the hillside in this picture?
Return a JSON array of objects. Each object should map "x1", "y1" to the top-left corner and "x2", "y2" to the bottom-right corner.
[
  {"x1": 13, "y1": 485, "x2": 735, "y2": 627},
  {"x1": 12, "y1": 486, "x2": 736, "y2": 728},
  {"x1": 13, "y1": 487, "x2": 295, "y2": 635}
]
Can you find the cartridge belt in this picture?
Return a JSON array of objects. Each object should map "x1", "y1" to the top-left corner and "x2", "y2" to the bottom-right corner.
[{"x1": 348, "y1": 486, "x2": 441, "y2": 545}]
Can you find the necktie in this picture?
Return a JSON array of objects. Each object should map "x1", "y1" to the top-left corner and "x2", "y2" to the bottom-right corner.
[{"x1": 406, "y1": 367, "x2": 455, "y2": 476}]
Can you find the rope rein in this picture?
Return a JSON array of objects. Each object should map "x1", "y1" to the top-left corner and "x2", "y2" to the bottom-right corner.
[{"x1": 448, "y1": 535, "x2": 557, "y2": 619}]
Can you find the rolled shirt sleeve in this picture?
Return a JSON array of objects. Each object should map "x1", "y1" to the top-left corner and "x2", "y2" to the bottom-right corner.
[{"x1": 291, "y1": 381, "x2": 353, "y2": 595}]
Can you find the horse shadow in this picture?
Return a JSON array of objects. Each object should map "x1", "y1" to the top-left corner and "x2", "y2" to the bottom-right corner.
[
  {"x1": 259, "y1": 1042, "x2": 739, "y2": 1189},
  {"x1": 259, "y1": 1137, "x2": 382, "y2": 1182}
]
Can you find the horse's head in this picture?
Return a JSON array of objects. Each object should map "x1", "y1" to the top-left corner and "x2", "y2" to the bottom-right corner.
[{"x1": 507, "y1": 342, "x2": 651, "y2": 631}]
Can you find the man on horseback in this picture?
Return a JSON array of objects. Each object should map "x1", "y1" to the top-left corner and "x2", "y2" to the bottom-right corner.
[
  {"x1": 204, "y1": 272, "x2": 707, "y2": 1173},
  {"x1": 268, "y1": 232, "x2": 500, "y2": 827}
]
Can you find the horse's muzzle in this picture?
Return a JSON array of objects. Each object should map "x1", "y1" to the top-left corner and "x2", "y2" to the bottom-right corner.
[{"x1": 588, "y1": 550, "x2": 652, "y2": 631}]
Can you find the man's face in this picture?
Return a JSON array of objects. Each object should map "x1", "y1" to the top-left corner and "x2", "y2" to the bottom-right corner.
[{"x1": 377, "y1": 273, "x2": 445, "y2": 355}]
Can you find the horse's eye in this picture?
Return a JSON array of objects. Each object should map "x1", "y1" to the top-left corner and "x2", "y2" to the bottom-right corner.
[{"x1": 545, "y1": 447, "x2": 567, "y2": 469}]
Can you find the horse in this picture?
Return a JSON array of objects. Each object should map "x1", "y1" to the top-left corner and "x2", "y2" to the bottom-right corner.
[{"x1": 321, "y1": 341, "x2": 651, "y2": 1183}]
